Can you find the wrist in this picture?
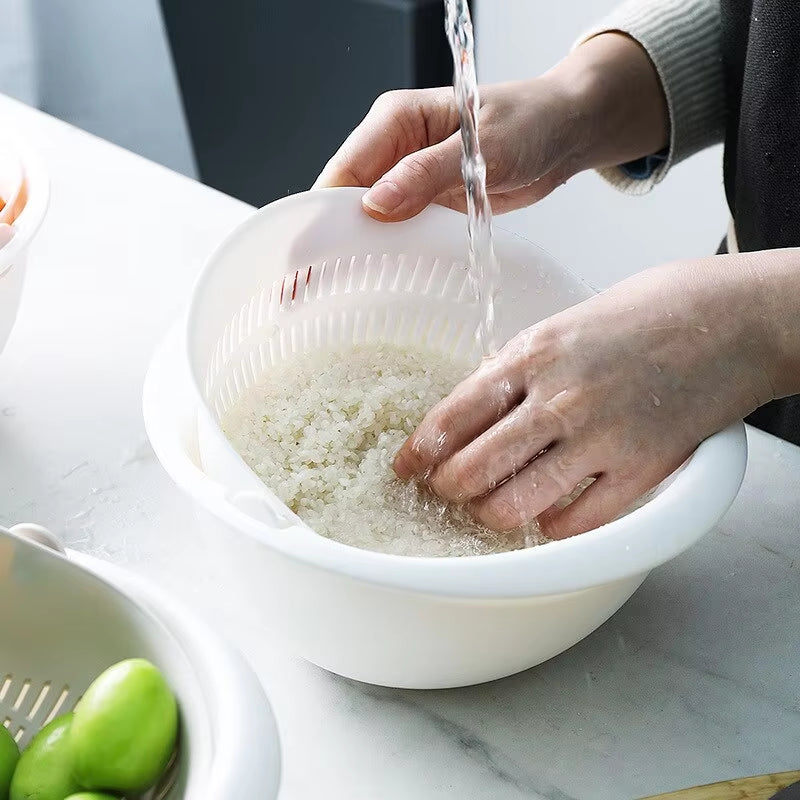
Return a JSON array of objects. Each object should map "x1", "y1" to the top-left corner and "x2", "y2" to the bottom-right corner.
[
  {"x1": 744, "y1": 250, "x2": 800, "y2": 401},
  {"x1": 545, "y1": 32, "x2": 669, "y2": 172},
  {"x1": 660, "y1": 254, "x2": 795, "y2": 408},
  {"x1": 611, "y1": 257, "x2": 778, "y2": 417}
]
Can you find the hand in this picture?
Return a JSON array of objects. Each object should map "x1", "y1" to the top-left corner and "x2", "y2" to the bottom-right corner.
[
  {"x1": 314, "y1": 33, "x2": 669, "y2": 222},
  {"x1": 394, "y1": 256, "x2": 780, "y2": 539},
  {"x1": 313, "y1": 80, "x2": 578, "y2": 221}
]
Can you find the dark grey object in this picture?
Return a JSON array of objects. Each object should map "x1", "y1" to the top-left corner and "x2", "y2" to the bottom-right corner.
[
  {"x1": 160, "y1": 0, "x2": 466, "y2": 206},
  {"x1": 773, "y1": 782, "x2": 800, "y2": 799}
]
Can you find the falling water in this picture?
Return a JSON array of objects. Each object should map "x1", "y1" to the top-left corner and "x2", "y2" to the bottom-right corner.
[{"x1": 444, "y1": 0, "x2": 501, "y2": 357}]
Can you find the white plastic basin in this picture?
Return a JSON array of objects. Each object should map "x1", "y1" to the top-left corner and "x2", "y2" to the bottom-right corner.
[{"x1": 144, "y1": 190, "x2": 748, "y2": 689}]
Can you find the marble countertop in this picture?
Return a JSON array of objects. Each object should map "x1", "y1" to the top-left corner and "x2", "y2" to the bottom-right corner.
[{"x1": 1, "y1": 94, "x2": 799, "y2": 800}]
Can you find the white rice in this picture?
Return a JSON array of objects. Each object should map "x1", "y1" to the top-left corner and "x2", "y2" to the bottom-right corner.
[{"x1": 221, "y1": 341, "x2": 552, "y2": 557}]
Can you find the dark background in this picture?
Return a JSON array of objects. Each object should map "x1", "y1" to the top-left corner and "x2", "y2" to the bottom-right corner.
[{"x1": 160, "y1": 0, "x2": 467, "y2": 206}]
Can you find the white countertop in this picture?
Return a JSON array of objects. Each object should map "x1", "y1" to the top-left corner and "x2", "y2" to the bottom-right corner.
[{"x1": 1, "y1": 94, "x2": 799, "y2": 800}]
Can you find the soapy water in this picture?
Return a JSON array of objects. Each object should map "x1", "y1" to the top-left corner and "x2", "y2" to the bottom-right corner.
[{"x1": 444, "y1": 0, "x2": 501, "y2": 358}]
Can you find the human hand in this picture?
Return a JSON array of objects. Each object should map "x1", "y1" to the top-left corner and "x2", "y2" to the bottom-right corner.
[
  {"x1": 394, "y1": 256, "x2": 779, "y2": 539},
  {"x1": 313, "y1": 80, "x2": 578, "y2": 221},
  {"x1": 314, "y1": 33, "x2": 668, "y2": 221}
]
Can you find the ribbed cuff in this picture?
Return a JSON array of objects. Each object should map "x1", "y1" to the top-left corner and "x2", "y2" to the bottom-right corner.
[{"x1": 576, "y1": 0, "x2": 725, "y2": 194}]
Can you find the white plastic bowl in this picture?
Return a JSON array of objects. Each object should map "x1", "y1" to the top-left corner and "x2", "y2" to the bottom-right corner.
[
  {"x1": 0, "y1": 134, "x2": 49, "y2": 356},
  {"x1": 144, "y1": 189, "x2": 748, "y2": 689},
  {"x1": 0, "y1": 525, "x2": 281, "y2": 799}
]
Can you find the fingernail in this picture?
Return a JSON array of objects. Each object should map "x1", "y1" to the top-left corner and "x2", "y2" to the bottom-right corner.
[
  {"x1": 363, "y1": 181, "x2": 404, "y2": 216},
  {"x1": 393, "y1": 451, "x2": 413, "y2": 480}
]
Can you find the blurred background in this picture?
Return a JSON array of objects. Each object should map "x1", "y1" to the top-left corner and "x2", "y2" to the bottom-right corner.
[{"x1": 0, "y1": 0, "x2": 727, "y2": 288}]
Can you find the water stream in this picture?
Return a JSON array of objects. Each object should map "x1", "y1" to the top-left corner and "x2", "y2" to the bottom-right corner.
[{"x1": 444, "y1": 0, "x2": 501, "y2": 357}]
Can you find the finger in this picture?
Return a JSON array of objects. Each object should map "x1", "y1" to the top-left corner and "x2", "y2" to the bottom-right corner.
[
  {"x1": 537, "y1": 470, "x2": 655, "y2": 540},
  {"x1": 428, "y1": 397, "x2": 563, "y2": 503},
  {"x1": 469, "y1": 444, "x2": 593, "y2": 532},
  {"x1": 483, "y1": 168, "x2": 573, "y2": 212},
  {"x1": 313, "y1": 88, "x2": 455, "y2": 191},
  {"x1": 361, "y1": 132, "x2": 464, "y2": 221},
  {"x1": 312, "y1": 122, "x2": 394, "y2": 190},
  {"x1": 394, "y1": 360, "x2": 525, "y2": 480},
  {"x1": 434, "y1": 168, "x2": 573, "y2": 216},
  {"x1": 312, "y1": 99, "x2": 412, "y2": 190}
]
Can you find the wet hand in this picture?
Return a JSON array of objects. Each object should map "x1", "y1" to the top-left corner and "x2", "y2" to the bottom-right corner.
[
  {"x1": 313, "y1": 80, "x2": 581, "y2": 221},
  {"x1": 313, "y1": 33, "x2": 669, "y2": 223},
  {"x1": 394, "y1": 257, "x2": 778, "y2": 539}
]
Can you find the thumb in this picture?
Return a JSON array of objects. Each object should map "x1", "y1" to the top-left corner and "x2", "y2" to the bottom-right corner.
[{"x1": 362, "y1": 132, "x2": 463, "y2": 221}]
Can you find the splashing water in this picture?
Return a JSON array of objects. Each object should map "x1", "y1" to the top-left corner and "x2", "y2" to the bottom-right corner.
[{"x1": 444, "y1": 0, "x2": 501, "y2": 357}]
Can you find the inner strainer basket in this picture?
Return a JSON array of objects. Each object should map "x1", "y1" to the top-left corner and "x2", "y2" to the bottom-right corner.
[
  {"x1": 185, "y1": 187, "x2": 595, "y2": 513},
  {"x1": 203, "y1": 249, "x2": 484, "y2": 421}
]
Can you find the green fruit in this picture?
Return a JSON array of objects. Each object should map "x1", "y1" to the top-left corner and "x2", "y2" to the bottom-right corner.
[
  {"x1": 69, "y1": 659, "x2": 178, "y2": 792},
  {"x1": 9, "y1": 713, "x2": 80, "y2": 800},
  {"x1": 64, "y1": 794, "x2": 119, "y2": 800},
  {"x1": 0, "y1": 725, "x2": 19, "y2": 800}
]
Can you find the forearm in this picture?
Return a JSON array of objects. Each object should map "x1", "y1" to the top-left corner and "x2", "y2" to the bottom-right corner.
[
  {"x1": 544, "y1": 32, "x2": 669, "y2": 174},
  {"x1": 606, "y1": 250, "x2": 800, "y2": 407},
  {"x1": 741, "y1": 249, "x2": 800, "y2": 400}
]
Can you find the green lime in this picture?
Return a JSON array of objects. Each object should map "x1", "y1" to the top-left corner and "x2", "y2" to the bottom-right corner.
[
  {"x1": 9, "y1": 713, "x2": 80, "y2": 800},
  {"x1": 69, "y1": 659, "x2": 178, "y2": 792},
  {"x1": 64, "y1": 794, "x2": 120, "y2": 800},
  {"x1": 0, "y1": 725, "x2": 19, "y2": 800}
]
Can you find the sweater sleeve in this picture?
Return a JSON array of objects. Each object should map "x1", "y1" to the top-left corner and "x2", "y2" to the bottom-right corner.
[{"x1": 575, "y1": 0, "x2": 725, "y2": 194}]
